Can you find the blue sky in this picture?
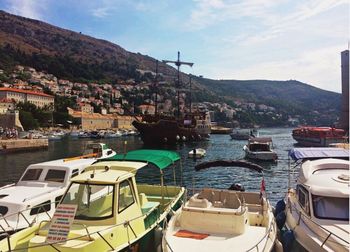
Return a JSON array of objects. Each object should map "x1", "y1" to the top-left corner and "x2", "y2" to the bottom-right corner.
[{"x1": 0, "y1": 0, "x2": 348, "y2": 92}]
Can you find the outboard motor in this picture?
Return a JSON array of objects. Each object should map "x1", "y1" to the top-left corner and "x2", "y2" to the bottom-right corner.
[{"x1": 228, "y1": 183, "x2": 245, "y2": 191}]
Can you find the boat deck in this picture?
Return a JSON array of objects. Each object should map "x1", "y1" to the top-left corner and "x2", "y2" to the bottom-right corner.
[{"x1": 165, "y1": 225, "x2": 268, "y2": 251}]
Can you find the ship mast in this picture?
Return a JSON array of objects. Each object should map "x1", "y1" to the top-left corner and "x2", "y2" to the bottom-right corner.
[
  {"x1": 163, "y1": 51, "x2": 193, "y2": 118},
  {"x1": 153, "y1": 60, "x2": 159, "y2": 116}
]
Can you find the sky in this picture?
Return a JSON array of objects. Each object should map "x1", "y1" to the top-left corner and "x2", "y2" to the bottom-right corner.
[{"x1": 0, "y1": 0, "x2": 348, "y2": 93}]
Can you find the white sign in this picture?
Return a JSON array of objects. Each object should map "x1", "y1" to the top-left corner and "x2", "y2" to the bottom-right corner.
[{"x1": 46, "y1": 204, "x2": 77, "y2": 243}]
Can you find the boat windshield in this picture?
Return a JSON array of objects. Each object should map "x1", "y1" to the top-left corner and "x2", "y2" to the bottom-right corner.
[
  {"x1": 61, "y1": 182, "x2": 114, "y2": 220},
  {"x1": 312, "y1": 195, "x2": 349, "y2": 221},
  {"x1": 21, "y1": 168, "x2": 43, "y2": 181}
]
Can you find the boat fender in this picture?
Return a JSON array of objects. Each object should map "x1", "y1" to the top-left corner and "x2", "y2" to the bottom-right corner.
[
  {"x1": 274, "y1": 239, "x2": 284, "y2": 252},
  {"x1": 274, "y1": 199, "x2": 286, "y2": 216},
  {"x1": 176, "y1": 135, "x2": 180, "y2": 140},
  {"x1": 164, "y1": 137, "x2": 168, "y2": 142},
  {"x1": 182, "y1": 136, "x2": 186, "y2": 141},
  {"x1": 154, "y1": 226, "x2": 163, "y2": 252},
  {"x1": 282, "y1": 230, "x2": 295, "y2": 252},
  {"x1": 276, "y1": 211, "x2": 286, "y2": 230}
]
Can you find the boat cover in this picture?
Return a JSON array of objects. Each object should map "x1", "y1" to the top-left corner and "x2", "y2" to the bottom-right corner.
[
  {"x1": 249, "y1": 137, "x2": 272, "y2": 143},
  {"x1": 98, "y1": 149, "x2": 180, "y2": 170},
  {"x1": 289, "y1": 148, "x2": 349, "y2": 161}
]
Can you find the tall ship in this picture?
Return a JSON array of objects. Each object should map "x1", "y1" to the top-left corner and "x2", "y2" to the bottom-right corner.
[
  {"x1": 292, "y1": 126, "x2": 348, "y2": 147},
  {"x1": 133, "y1": 52, "x2": 211, "y2": 145}
]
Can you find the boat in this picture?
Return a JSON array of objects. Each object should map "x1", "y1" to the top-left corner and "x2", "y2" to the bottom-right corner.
[
  {"x1": 0, "y1": 143, "x2": 116, "y2": 234},
  {"x1": 243, "y1": 137, "x2": 277, "y2": 161},
  {"x1": 230, "y1": 129, "x2": 257, "y2": 140},
  {"x1": 162, "y1": 160, "x2": 278, "y2": 252},
  {"x1": 133, "y1": 112, "x2": 211, "y2": 145},
  {"x1": 103, "y1": 130, "x2": 122, "y2": 138},
  {"x1": 0, "y1": 149, "x2": 185, "y2": 251},
  {"x1": 277, "y1": 148, "x2": 350, "y2": 252},
  {"x1": 188, "y1": 148, "x2": 206, "y2": 158},
  {"x1": 77, "y1": 131, "x2": 90, "y2": 138},
  {"x1": 292, "y1": 126, "x2": 348, "y2": 147},
  {"x1": 133, "y1": 52, "x2": 211, "y2": 145}
]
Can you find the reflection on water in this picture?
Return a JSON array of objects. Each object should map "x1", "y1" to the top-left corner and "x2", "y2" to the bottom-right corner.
[{"x1": 0, "y1": 128, "x2": 296, "y2": 204}]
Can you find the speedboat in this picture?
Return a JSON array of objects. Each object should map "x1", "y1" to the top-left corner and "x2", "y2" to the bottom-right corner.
[
  {"x1": 279, "y1": 148, "x2": 349, "y2": 252},
  {"x1": 162, "y1": 160, "x2": 278, "y2": 252},
  {"x1": 243, "y1": 137, "x2": 277, "y2": 161},
  {"x1": 188, "y1": 148, "x2": 206, "y2": 158},
  {"x1": 0, "y1": 149, "x2": 185, "y2": 251},
  {"x1": 0, "y1": 143, "x2": 116, "y2": 234}
]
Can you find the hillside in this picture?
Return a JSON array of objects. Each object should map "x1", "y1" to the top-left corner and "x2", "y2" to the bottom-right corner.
[
  {"x1": 0, "y1": 10, "x2": 177, "y2": 82},
  {"x1": 0, "y1": 10, "x2": 341, "y2": 126},
  {"x1": 195, "y1": 78, "x2": 340, "y2": 114}
]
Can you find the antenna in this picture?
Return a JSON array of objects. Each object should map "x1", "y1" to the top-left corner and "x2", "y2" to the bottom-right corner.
[{"x1": 163, "y1": 51, "x2": 194, "y2": 117}]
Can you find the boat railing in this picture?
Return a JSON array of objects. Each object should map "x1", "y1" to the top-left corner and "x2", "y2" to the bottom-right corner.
[
  {"x1": 246, "y1": 217, "x2": 275, "y2": 251},
  {"x1": 0, "y1": 200, "x2": 59, "y2": 233},
  {"x1": 0, "y1": 183, "x2": 15, "y2": 190},
  {"x1": 289, "y1": 201, "x2": 349, "y2": 247},
  {"x1": 1, "y1": 194, "x2": 182, "y2": 251}
]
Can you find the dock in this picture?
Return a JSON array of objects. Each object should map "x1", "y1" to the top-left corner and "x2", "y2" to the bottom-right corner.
[{"x1": 0, "y1": 139, "x2": 48, "y2": 153}]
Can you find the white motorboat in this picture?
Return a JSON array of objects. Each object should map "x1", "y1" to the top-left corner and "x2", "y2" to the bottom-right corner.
[
  {"x1": 230, "y1": 129, "x2": 257, "y2": 140},
  {"x1": 0, "y1": 143, "x2": 116, "y2": 234},
  {"x1": 104, "y1": 130, "x2": 122, "y2": 138},
  {"x1": 280, "y1": 148, "x2": 349, "y2": 252},
  {"x1": 243, "y1": 137, "x2": 277, "y2": 161},
  {"x1": 188, "y1": 148, "x2": 206, "y2": 158},
  {"x1": 162, "y1": 160, "x2": 278, "y2": 252}
]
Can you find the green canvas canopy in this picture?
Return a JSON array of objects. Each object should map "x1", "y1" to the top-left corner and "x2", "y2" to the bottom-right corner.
[{"x1": 99, "y1": 149, "x2": 180, "y2": 170}]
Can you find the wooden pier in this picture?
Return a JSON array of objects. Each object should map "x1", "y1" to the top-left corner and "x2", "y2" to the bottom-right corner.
[{"x1": 0, "y1": 139, "x2": 48, "y2": 153}]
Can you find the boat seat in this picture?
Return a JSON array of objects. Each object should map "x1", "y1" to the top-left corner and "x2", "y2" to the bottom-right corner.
[
  {"x1": 141, "y1": 201, "x2": 160, "y2": 215},
  {"x1": 197, "y1": 189, "x2": 242, "y2": 210},
  {"x1": 186, "y1": 196, "x2": 212, "y2": 208}
]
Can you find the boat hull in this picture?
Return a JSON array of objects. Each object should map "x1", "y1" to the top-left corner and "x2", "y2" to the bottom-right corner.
[
  {"x1": 243, "y1": 145, "x2": 277, "y2": 161},
  {"x1": 285, "y1": 191, "x2": 349, "y2": 252},
  {"x1": 133, "y1": 120, "x2": 209, "y2": 145}
]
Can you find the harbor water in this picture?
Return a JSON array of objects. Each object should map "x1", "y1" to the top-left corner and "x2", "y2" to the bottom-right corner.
[{"x1": 0, "y1": 127, "x2": 295, "y2": 204}]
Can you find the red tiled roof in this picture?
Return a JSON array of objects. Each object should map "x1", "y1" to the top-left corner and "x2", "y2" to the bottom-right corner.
[{"x1": 0, "y1": 88, "x2": 54, "y2": 98}]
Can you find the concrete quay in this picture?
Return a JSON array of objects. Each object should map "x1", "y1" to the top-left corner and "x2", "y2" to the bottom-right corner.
[{"x1": 0, "y1": 139, "x2": 48, "y2": 153}]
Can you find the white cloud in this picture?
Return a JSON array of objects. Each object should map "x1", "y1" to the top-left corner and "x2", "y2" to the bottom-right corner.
[
  {"x1": 92, "y1": 7, "x2": 110, "y2": 18},
  {"x1": 205, "y1": 45, "x2": 344, "y2": 92},
  {"x1": 4, "y1": 0, "x2": 47, "y2": 20}
]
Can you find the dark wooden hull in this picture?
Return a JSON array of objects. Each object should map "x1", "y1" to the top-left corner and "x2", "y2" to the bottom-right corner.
[{"x1": 132, "y1": 119, "x2": 209, "y2": 145}]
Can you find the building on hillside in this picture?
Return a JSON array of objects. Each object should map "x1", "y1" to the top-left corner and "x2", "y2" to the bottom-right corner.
[
  {"x1": 0, "y1": 98, "x2": 15, "y2": 114},
  {"x1": 67, "y1": 107, "x2": 139, "y2": 130},
  {"x1": 0, "y1": 88, "x2": 54, "y2": 109},
  {"x1": 139, "y1": 104, "x2": 155, "y2": 115}
]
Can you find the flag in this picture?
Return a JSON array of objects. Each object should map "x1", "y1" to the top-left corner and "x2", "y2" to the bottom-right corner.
[{"x1": 260, "y1": 177, "x2": 266, "y2": 199}]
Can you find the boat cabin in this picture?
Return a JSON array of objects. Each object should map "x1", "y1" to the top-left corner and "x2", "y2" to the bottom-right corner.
[
  {"x1": 295, "y1": 158, "x2": 349, "y2": 221},
  {"x1": 0, "y1": 158, "x2": 95, "y2": 233}
]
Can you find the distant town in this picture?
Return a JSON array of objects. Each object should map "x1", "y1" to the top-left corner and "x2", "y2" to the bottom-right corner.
[{"x1": 0, "y1": 65, "x2": 306, "y2": 131}]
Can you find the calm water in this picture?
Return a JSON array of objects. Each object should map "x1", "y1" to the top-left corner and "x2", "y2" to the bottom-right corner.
[{"x1": 0, "y1": 128, "x2": 296, "y2": 205}]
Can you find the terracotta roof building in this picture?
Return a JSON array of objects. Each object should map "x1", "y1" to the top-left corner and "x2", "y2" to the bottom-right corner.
[{"x1": 0, "y1": 88, "x2": 54, "y2": 109}]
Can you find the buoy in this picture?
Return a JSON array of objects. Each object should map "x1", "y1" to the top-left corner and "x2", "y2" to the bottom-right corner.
[
  {"x1": 275, "y1": 199, "x2": 286, "y2": 216},
  {"x1": 282, "y1": 230, "x2": 295, "y2": 252},
  {"x1": 276, "y1": 211, "x2": 286, "y2": 230}
]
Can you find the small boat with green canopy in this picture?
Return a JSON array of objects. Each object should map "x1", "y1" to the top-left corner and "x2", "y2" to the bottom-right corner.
[{"x1": 0, "y1": 149, "x2": 185, "y2": 252}]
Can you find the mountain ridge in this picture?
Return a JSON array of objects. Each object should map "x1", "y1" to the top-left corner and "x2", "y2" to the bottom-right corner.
[{"x1": 0, "y1": 10, "x2": 341, "y2": 125}]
